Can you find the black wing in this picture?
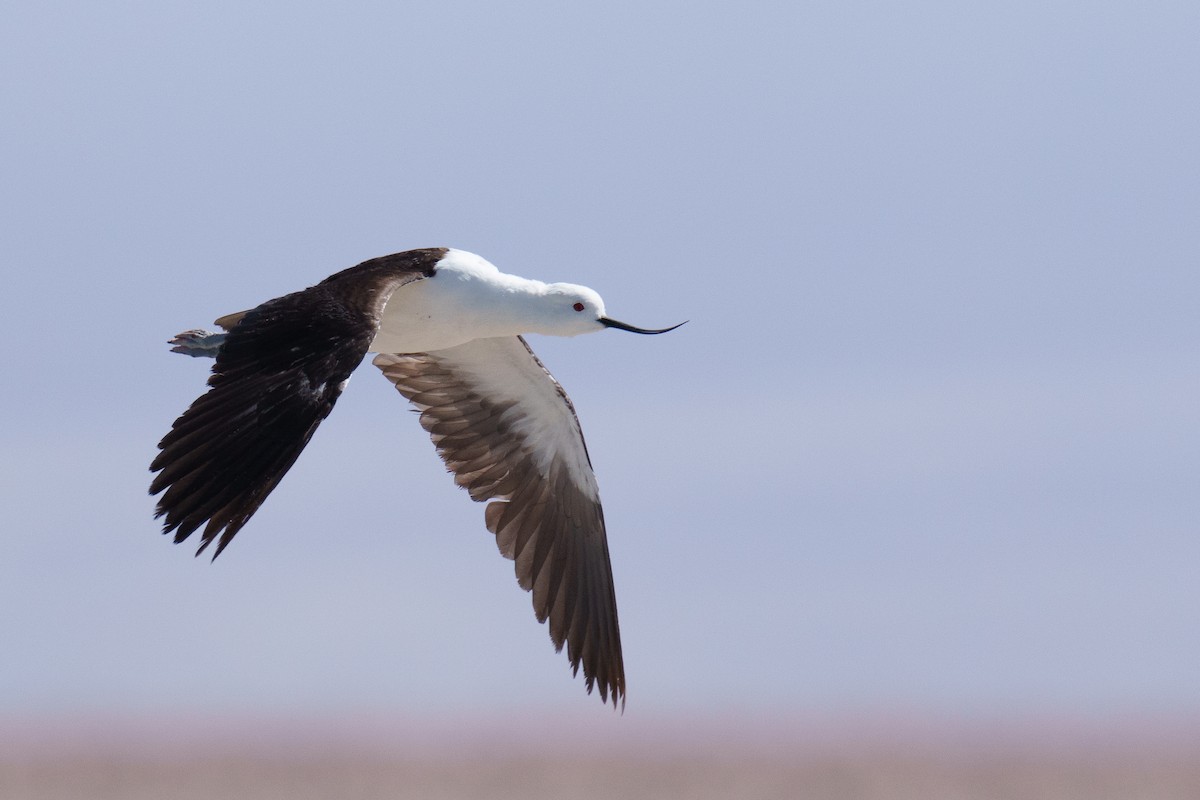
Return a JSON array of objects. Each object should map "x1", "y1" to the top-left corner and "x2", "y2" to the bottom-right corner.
[{"x1": 150, "y1": 251, "x2": 440, "y2": 557}]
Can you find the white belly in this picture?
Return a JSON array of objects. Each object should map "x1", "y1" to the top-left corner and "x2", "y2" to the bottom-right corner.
[{"x1": 369, "y1": 252, "x2": 539, "y2": 354}]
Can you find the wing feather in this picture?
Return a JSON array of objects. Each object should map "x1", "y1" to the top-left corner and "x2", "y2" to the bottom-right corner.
[
  {"x1": 374, "y1": 336, "x2": 625, "y2": 708},
  {"x1": 151, "y1": 251, "x2": 440, "y2": 557}
]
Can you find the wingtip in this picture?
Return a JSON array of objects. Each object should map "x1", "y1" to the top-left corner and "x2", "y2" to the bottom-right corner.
[{"x1": 603, "y1": 685, "x2": 626, "y2": 713}]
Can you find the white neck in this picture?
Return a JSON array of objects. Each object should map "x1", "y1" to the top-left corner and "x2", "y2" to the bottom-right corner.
[{"x1": 369, "y1": 250, "x2": 600, "y2": 354}]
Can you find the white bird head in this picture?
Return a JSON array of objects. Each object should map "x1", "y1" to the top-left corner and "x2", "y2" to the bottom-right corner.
[{"x1": 538, "y1": 282, "x2": 686, "y2": 338}]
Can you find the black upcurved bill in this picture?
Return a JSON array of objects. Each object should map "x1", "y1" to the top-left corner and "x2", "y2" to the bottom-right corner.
[{"x1": 599, "y1": 317, "x2": 687, "y2": 335}]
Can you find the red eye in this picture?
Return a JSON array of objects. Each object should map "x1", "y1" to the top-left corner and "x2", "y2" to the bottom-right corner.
[{"x1": 573, "y1": 302, "x2": 585, "y2": 312}]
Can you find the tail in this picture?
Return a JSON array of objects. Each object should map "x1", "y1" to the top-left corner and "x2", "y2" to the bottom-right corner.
[{"x1": 168, "y1": 329, "x2": 226, "y2": 358}]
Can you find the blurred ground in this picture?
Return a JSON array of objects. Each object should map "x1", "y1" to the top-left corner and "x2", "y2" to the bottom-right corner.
[
  {"x1": 3, "y1": 714, "x2": 1197, "y2": 799},
  {"x1": 5, "y1": 754, "x2": 1198, "y2": 800}
]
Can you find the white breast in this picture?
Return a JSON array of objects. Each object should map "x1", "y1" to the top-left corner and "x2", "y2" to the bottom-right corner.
[{"x1": 369, "y1": 249, "x2": 546, "y2": 354}]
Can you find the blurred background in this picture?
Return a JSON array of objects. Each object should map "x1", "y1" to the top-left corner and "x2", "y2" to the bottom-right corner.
[{"x1": 2, "y1": 1, "x2": 1197, "y2": 797}]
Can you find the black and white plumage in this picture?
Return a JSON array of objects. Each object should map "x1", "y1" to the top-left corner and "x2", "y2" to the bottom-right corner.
[{"x1": 150, "y1": 247, "x2": 683, "y2": 708}]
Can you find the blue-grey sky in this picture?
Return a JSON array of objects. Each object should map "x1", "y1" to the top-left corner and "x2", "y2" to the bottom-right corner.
[{"x1": 1, "y1": 1, "x2": 1197, "y2": 726}]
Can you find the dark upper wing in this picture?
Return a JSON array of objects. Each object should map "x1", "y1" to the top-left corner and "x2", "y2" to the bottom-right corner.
[
  {"x1": 373, "y1": 336, "x2": 625, "y2": 708},
  {"x1": 151, "y1": 250, "x2": 441, "y2": 558}
]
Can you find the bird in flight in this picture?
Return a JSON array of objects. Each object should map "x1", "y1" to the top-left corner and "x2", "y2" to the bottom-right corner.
[{"x1": 150, "y1": 247, "x2": 684, "y2": 708}]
